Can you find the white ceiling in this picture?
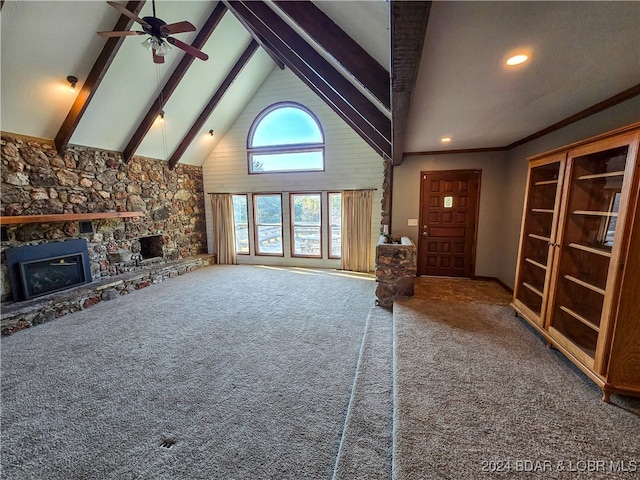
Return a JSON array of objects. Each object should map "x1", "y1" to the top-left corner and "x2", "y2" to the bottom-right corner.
[
  {"x1": 1, "y1": 1, "x2": 638, "y2": 166},
  {"x1": 405, "y1": 1, "x2": 640, "y2": 152}
]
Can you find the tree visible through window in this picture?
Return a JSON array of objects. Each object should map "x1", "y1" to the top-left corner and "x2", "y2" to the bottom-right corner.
[
  {"x1": 254, "y1": 194, "x2": 283, "y2": 255},
  {"x1": 248, "y1": 102, "x2": 324, "y2": 173},
  {"x1": 291, "y1": 193, "x2": 321, "y2": 257}
]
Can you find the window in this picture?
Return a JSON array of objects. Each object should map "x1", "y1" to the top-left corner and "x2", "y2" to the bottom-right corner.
[
  {"x1": 291, "y1": 193, "x2": 322, "y2": 257},
  {"x1": 254, "y1": 194, "x2": 283, "y2": 256},
  {"x1": 247, "y1": 102, "x2": 324, "y2": 173},
  {"x1": 232, "y1": 194, "x2": 249, "y2": 254},
  {"x1": 328, "y1": 193, "x2": 342, "y2": 258}
]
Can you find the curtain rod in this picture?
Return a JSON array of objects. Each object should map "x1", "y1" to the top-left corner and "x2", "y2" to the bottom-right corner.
[{"x1": 208, "y1": 189, "x2": 377, "y2": 195}]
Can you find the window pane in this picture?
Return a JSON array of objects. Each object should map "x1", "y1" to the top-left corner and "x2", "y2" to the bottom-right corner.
[
  {"x1": 292, "y1": 194, "x2": 321, "y2": 257},
  {"x1": 255, "y1": 194, "x2": 283, "y2": 255},
  {"x1": 248, "y1": 104, "x2": 325, "y2": 175},
  {"x1": 251, "y1": 106, "x2": 323, "y2": 147},
  {"x1": 251, "y1": 151, "x2": 323, "y2": 173},
  {"x1": 329, "y1": 193, "x2": 342, "y2": 258},
  {"x1": 232, "y1": 195, "x2": 249, "y2": 254}
]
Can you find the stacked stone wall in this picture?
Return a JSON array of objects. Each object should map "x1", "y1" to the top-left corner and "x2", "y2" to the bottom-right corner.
[{"x1": 1, "y1": 133, "x2": 207, "y2": 303}]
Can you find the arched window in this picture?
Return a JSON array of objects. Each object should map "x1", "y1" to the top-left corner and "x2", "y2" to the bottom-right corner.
[{"x1": 247, "y1": 102, "x2": 324, "y2": 174}]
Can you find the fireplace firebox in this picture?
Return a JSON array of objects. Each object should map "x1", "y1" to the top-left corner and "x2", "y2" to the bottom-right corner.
[
  {"x1": 5, "y1": 239, "x2": 92, "y2": 302},
  {"x1": 139, "y1": 235, "x2": 163, "y2": 259}
]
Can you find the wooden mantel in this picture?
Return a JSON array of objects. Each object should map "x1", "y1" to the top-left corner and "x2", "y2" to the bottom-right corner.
[{"x1": 0, "y1": 212, "x2": 143, "y2": 225}]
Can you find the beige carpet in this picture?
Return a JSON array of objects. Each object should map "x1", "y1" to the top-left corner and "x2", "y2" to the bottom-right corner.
[
  {"x1": 393, "y1": 292, "x2": 640, "y2": 479},
  {"x1": 1, "y1": 265, "x2": 388, "y2": 480}
]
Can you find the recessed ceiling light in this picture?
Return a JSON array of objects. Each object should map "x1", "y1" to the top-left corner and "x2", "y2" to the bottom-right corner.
[
  {"x1": 506, "y1": 54, "x2": 529, "y2": 66},
  {"x1": 441, "y1": 137, "x2": 452, "y2": 143}
]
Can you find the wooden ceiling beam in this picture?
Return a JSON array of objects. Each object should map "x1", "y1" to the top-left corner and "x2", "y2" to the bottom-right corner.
[
  {"x1": 273, "y1": 1, "x2": 390, "y2": 110},
  {"x1": 390, "y1": 1, "x2": 431, "y2": 165},
  {"x1": 168, "y1": 40, "x2": 259, "y2": 169},
  {"x1": 54, "y1": 1, "x2": 145, "y2": 154},
  {"x1": 122, "y1": 2, "x2": 227, "y2": 162},
  {"x1": 225, "y1": 0, "x2": 391, "y2": 158}
]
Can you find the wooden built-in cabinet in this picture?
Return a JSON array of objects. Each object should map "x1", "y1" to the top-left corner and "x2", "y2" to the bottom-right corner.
[{"x1": 512, "y1": 123, "x2": 640, "y2": 402}]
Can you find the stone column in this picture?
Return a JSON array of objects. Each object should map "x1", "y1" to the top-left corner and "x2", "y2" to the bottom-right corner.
[{"x1": 375, "y1": 237, "x2": 417, "y2": 309}]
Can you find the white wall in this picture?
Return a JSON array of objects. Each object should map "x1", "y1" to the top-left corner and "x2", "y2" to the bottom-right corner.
[
  {"x1": 202, "y1": 67, "x2": 384, "y2": 269},
  {"x1": 391, "y1": 152, "x2": 510, "y2": 279}
]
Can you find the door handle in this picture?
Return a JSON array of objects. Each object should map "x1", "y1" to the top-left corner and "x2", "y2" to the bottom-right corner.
[{"x1": 422, "y1": 226, "x2": 428, "y2": 237}]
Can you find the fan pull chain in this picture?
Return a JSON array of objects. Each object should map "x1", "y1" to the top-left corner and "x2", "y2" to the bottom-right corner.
[{"x1": 155, "y1": 63, "x2": 168, "y2": 161}]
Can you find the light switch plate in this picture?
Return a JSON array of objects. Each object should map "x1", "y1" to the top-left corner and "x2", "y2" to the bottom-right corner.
[{"x1": 408, "y1": 218, "x2": 418, "y2": 226}]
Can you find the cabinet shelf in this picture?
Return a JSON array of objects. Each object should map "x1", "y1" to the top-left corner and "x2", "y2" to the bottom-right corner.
[
  {"x1": 522, "y1": 282, "x2": 543, "y2": 298},
  {"x1": 572, "y1": 210, "x2": 618, "y2": 217},
  {"x1": 531, "y1": 208, "x2": 555, "y2": 214},
  {"x1": 525, "y1": 257, "x2": 547, "y2": 270},
  {"x1": 559, "y1": 305, "x2": 600, "y2": 332},
  {"x1": 567, "y1": 242, "x2": 612, "y2": 258},
  {"x1": 549, "y1": 327, "x2": 597, "y2": 365},
  {"x1": 528, "y1": 233, "x2": 551, "y2": 242},
  {"x1": 564, "y1": 274, "x2": 606, "y2": 295},
  {"x1": 513, "y1": 123, "x2": 640, "y2": 401},
  {"x1": 577, "y1": 171, "x2": 625, "y2": 181}
]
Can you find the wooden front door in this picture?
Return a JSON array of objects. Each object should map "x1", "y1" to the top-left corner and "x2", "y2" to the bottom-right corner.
[{"x1": 418, "y1": 170, "x2": 480, "y2": 277}]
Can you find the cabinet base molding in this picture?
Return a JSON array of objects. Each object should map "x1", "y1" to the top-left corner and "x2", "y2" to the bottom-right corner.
[{"x1": 512, "y1": 304, "x2": 640, "y2": 403}]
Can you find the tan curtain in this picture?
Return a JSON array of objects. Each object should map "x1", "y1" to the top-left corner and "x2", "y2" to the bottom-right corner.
[
  {"x1": 341, "y1": 189, "x2": 373, "y2": 272},
  {"x1": 210, "y1": 194, "x2": 237, "y2": 265}
]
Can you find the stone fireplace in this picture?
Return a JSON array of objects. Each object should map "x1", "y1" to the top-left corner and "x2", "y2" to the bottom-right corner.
[{"x1": 1, "y1": 134, "x2": 209, "y2": 304}]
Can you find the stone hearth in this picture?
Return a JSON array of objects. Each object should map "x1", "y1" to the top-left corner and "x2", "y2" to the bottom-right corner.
[{"x1": 1, "y1": 254, "x2": 215, "y2": 336}]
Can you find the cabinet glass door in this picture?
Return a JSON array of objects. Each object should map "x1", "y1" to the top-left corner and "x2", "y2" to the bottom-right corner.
[
  {"x1": 549, "y1": 145, "x2": 629, "y2": 365},
  {"x1": 513, "y1": 158, "x2": 563, "y2": 323}
]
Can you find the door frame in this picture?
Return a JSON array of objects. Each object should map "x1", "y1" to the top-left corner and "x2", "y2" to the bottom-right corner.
[{"x1": 417, "y1": 169, "x2": 482, "y2": 277}]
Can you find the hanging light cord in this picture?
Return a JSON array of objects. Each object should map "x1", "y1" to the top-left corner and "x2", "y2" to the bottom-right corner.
[{"x1": 155, "y1": 63, "x2": 168, "y2": 161}]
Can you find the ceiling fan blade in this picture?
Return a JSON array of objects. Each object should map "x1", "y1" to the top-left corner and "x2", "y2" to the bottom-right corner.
[
  {"x1": 162, "y1": 21, "x2": 196, "y2": 35},
  {"x1": 152, "y1": 50, "x2": 165, "y2": 64},
  {"x1": 97, "y1": 30, "x2": 145, "y2": 37},
  {"x1": 106, "y1": 1, "x2": 150, "y2": 28},
  {"x1": 166, "y1": 37, "x2": 209, "y2": 61}
]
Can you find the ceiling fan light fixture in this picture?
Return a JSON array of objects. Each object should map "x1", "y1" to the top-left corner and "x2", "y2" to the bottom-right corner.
[
  {"x1": 141, "y1": 36, "x2": 157, "y2": 52},
  {"x1": 155, "y1": 41, "x2": 172, "y2": 56}
]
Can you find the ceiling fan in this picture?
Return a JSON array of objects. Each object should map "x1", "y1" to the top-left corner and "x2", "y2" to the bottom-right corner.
[{"x1": 98, "y1": 0, "x2": 208, "y2": 64}]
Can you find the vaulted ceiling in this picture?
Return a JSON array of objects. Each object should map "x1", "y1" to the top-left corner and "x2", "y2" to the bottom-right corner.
[
  {"x1": 1, "y1": 0, "x2": 394, "y2": 168},
  {"x1": 1, "y1": 1, "x2": 638, "y2": 169}
]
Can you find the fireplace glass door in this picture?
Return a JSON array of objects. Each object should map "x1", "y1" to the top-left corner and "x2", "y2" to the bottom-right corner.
[{"x1": 19, "y1": 253, "x2": 87, "y2": 300}]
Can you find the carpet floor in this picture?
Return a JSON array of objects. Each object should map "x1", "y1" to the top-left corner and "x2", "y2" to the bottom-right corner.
[
  {"x1": 393, "y1": 294, "x2": 640, "y2": 480},
  {"x1": 1, "y1": 265, "x2": 379, "y2": 479},
  {"x1": 4, "y1": 268, "x2": 639, "y2": 480}
]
